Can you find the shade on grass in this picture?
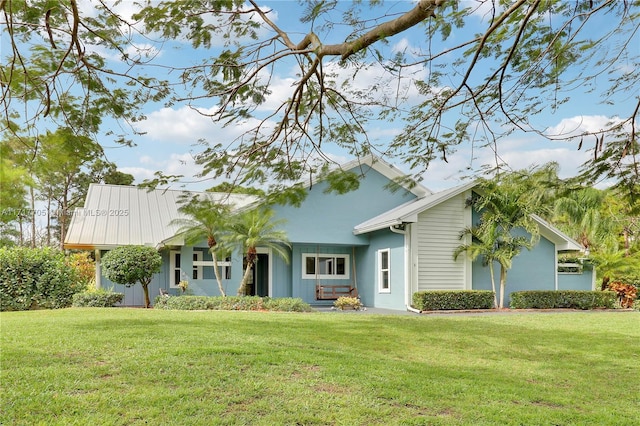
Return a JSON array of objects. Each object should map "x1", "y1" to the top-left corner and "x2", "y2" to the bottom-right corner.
[{"x1": 1, "y1": 309, "x2": 638, "y2": 425}]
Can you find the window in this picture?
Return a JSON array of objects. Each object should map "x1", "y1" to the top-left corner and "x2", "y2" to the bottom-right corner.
[
  {"x1": 302, "y1": 253, "x2": 349, "y2": 279},
  {"x1": 378, "y1": 249, "x2": 390, "y2": 293},
  {"x1": 192, "y1": 251, "x2": 203, "y2": 280},
  {"x1": 171, "y1": 250, "x2": 203, "y2": 287},
  {"x1": 170, "y1": 250, "x2": 182, "y2": 288},
  {"x1": 218, "y1": 256, "x2": 232, "y2": 280}
]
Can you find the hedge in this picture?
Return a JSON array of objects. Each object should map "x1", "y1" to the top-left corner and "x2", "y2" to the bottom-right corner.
[
  {"x1": 72, "y1": 291, "x2": 124, "y2": 307},
  {"x1": 0, "y1": 247, "x2": 83, "y2": 311},
  {"x1": 153, "y1": 295, "x2": 314, "y2": 312},
  {"x1": 412, "y1": 290, "x2": 495, "y2": 311},
  {"x1": 510, "y1": 291, "x2": 617, "y2": 310}
]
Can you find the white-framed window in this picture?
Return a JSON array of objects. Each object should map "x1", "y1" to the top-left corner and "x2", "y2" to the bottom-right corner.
[
  {"x1": 170, "y1": 250, "x2": 182, "y2": 288},
  {"x1": 170, "y1": 250, "x2": 203, "y2": 288},
  {"x1": 302, "y1": 253, "x2": 350, "y2": 280},
  {"x1": 192, "y1": 251, "x2": 203, "y2": 280},
  {"x1": 378, "y1": 249, "x2": 390, "y2": 293}
]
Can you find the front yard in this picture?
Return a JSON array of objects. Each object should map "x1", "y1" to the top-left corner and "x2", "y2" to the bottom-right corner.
[{"x1": 1, "y1": 308, "x2": 638, "y2": 425}]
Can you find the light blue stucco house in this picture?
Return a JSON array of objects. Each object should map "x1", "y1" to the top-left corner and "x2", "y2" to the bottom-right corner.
[{"x1": 64, "y1": 156, "x2": 594, "y2": 309}]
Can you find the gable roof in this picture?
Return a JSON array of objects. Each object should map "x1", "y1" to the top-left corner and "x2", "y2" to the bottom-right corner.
[
  {"x1": 354, "y1": 180, "x2": 477, "y2": 235},
  {"x1": 354, "y1": 181, "x2": 583, "y2": 252},
  {"x1": 63, "y1": 184, "x2": 257, "y2": 250}
]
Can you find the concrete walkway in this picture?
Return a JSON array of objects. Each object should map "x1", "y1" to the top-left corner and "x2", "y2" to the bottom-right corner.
[{"x1": 313, "y1": 306, "x2": 637, "y2": 316}]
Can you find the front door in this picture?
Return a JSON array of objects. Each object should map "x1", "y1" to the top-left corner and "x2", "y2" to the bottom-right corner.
[{"x1": 254, "y1": 253, "x2": 269, "y2": 297}]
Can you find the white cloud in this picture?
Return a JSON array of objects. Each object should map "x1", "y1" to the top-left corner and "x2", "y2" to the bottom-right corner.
[
  {"x1": 134, "y1": 106, "x2": 266, "y2": 144},
  {"x1": 545, "y1": 115, "x2": 622, "y2": 138}
]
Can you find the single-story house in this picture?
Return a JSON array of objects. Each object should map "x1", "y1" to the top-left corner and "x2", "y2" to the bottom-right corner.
[{"x1": 64, "y1": 156, "x2": 594, "y2": 309}]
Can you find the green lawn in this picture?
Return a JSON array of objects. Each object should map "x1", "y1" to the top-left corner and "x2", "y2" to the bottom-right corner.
[{"x1": 1, "y1": 309, "x2": 638, "y2": 425}]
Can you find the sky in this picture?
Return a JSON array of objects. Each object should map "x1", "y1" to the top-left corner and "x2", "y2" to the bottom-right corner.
[{"x1": 10, "y1": 1, "x2": 640, "y2": 193}]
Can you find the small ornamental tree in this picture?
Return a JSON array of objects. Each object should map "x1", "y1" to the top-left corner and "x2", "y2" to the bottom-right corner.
[{"x1": 101, "y1": 246, "x2": 162, "y2": 308}]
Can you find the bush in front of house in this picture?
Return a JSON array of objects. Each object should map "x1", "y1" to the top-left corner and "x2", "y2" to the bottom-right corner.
[
  {"x1": 101, "y1": 245, "x2": 162, "y2": 309},
  {"x1": 510, "y1": 290, "x2": 617, "y2": 310},
  {"x1": 72, "y1": 289, "x2": 124, "y2": 307},
  {"x1": 153, "y1": 295, "x2": 314, "y2": 312},
  {"x1": 412, "y1": 290, "x2": 495, "y2": 311},
  {"x1": 0, "y1": 247, "x2": 83, "y2": 311},
  {"x1": 333, "y1": 296, "x2": 363, "y2": 310}
]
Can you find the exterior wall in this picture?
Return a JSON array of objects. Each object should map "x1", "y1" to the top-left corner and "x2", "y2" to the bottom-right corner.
[
  {"x1": 289, "y1": 244, "x2": 354, "y2": 306},
  {"x1": 558, "y1": 263, "x2": 595, "y2": 290},
  {"x1": 271, "y1": 165, "x2": 417, "y2": 245},
  {"x1": 472, "y1": 234, "x2": 557, "y2": 306},
  {"x1": 356, "y1": 229, "x2": 406, "y2": 310},
  {"x1": 414, "y1": 192, "x2": 470, "y2": 291}
]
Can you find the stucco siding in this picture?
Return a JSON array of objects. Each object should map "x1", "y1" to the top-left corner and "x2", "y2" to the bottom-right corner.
[
  {"x1": 290, "y1": 245, "x2": 354, "y2": 305},
  {"x1": 558, "y1": 263, "x2": 595, "y2": 290},
  {"x1": 416, "y1": 193, "x2": 467, "y2": 291},
  {"x1": 272, "y1": 166, "x2": 417, "y2": 245},
  {"x1": 357, "y1": 230, "x2": 405, "y2": 310},
  {"x1": 472, "y1": 235, "x2": 558, "y2": 306}
]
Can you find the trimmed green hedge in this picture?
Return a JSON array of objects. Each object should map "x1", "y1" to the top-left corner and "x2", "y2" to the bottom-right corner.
[
  {"x1": 72, "y1": 291, "x2": 124, "y2": 307},
  {"x1": 153, "y1": 295, "x2": 314, "y2": 312},
  {"x1": 412, "y1": 290, "x2": 495, "y2": 311},
  {"x1": 0, "y1": 247, "x2": 83, "y2": 311},
  {"x1": 510, "y1": 291, "x2": 617, "y2": 310}
]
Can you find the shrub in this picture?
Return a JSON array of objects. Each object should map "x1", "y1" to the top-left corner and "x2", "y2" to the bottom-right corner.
[
  {"x1": 412, "y1": 290, "x2": 495, "y2": 311},
  {"x1": 606, "y1": 282, "x2": 637, "y2": 308},
  {"x1": 153, "y1": 295, "x2": 313, "y2": 312},
  {"x1": 0, "y1": 247, "x2": 83, "y2": 311},
  {"x1": 102, "y1": 246, "x2": 162, "y2": 308},
  {"x1": 66, "y1": 251, "x2": 96, "y2": 290},
  {"x1": 510, "y1": 291, "x2": 616, "y2": 310},
  {"x1": 263, "y1": 297, "x2": 314, "y2": 312},
  {"x1": 333, "y1": 296, "x2": 363, "y2": 310},
  {"x1": 72, "y1": 290, "x2": 124, "y2": 307}
]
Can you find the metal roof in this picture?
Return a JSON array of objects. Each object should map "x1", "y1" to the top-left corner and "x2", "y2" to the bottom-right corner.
[{"x1": 64, "y1": 184, "x2": 258, "y2": 250}]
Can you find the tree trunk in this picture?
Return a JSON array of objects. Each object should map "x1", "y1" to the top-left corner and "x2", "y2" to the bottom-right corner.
[
  {"x1": 142, "y1": 283, "x2": 151, "y2": 308},
  {"x1": 211, "y1": 251, "x2": 226, "y2": 297},
  {"x1": 237, "y1": 262, "x2": 254, "y2": 296},
  {"x1": 499, "y1": 266, "x2": 508, "y2": 309},
  {"x1": 489, "y1": 262, "x2": 498, "y2": 309},
  {"x1": 29, "y1": 186, "x2": 36, "y2": 248}
]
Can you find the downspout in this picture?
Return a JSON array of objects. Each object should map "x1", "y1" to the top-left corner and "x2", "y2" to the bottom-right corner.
[
  {"x1": 94, "y1": 249, "x2": 102, "y2": 290},
  {"x1": 389, "y1": 224, "x2": 421, "y2": 314},
  {"x1": 554, "y1": 248, "x2": 558, "y2": 291}
]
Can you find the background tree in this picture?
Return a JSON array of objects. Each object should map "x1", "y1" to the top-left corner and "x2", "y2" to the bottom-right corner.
[
  {"x1": 1, "y1": 1, "x2": 638, "y2": 201},
  {"x1": 0, "y1": 149, "x2": 29, "y2": 246},
  {"x1": 101, "y1": 246, "x2": 162, "y2": 308},
  {"x1": 222, "y1": 208, "x2": 290, "y2": 296},
  {"x1": 171, "y1": 197, "x2": 232, "y2": 296}
]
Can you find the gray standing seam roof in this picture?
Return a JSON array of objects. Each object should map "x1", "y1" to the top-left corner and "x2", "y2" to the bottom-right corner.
[{"x1": 64, "y1": 184, "x2": 257, "y2": 249}]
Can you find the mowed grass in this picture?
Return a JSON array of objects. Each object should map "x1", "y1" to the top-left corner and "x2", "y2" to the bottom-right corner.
[{"x1": 1, "y1": 309, "x2": 638, "y2": 425}]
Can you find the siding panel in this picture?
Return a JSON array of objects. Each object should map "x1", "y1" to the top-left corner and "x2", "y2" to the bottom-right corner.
[{"x1": 416, "y1": 193, "x2": 466, "y2": 291}]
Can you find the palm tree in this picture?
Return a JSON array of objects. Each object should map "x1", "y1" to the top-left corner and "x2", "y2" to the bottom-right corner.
[
  {"x1": 456, "y1": 179, "x2": 538, "y2": 308},
  {"x1": 223, "y1": 207, "x2": 290, "y2": 296},
  {"x1": 454, "y1": 223, "x2": 500, "y2": 308},
  {"x1": 171, "y1": 197, "x2": 231, "y2": 296}
]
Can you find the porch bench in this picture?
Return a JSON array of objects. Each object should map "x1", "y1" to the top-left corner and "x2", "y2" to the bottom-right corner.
[{"x1": 315, "y1": 284, "x2": 358, "y2": 300}]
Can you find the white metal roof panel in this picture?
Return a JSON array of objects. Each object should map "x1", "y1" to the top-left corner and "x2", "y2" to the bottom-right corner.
[{"x1": 64, "y1": 184, "x2": 257, "y2": 249}]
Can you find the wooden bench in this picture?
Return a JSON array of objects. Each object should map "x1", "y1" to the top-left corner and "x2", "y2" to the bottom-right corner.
[{"x1": 316, "y1": 284, "x2": 358, "y2": 300}]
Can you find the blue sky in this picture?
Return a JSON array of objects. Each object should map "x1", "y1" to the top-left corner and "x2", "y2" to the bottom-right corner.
[{"x1": 21, "y1": 1, "x2": 640, "y2": 192}]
